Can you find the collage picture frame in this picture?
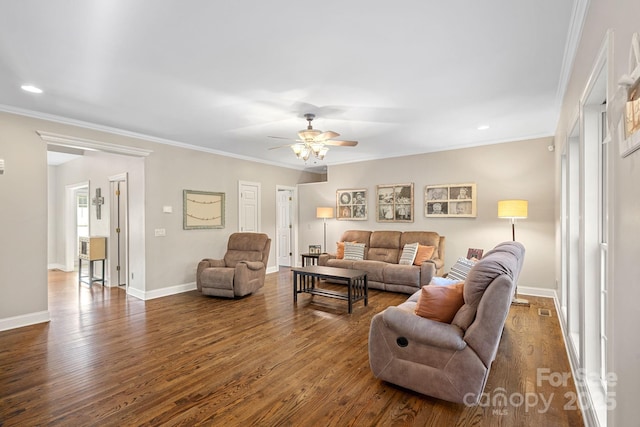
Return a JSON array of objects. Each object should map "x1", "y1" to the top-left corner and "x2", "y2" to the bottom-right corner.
[
  {"x1": 376, "y1": 183, "x2": 414, "y2": 223},
  {"x1": 425, "y1": 183, "x2": 477, "y2": 218},
  {"x1": 336, "y1": 188, "x2": 368, "y2": 220}
]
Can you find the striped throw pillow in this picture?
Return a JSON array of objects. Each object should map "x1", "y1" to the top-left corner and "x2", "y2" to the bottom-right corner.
[
  {"x1": 447, "y1": 257, "x2": 476, "y2": 281},
  {"x1": 343, "y1": 242, "x2": 366, "y2": 260},
  {"x1": 399, "y1": 242, "x2": 419, "y2": 265}
]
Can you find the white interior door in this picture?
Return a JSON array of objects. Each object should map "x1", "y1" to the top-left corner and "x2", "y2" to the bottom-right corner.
[
  {"x1": 276, "y1": 189, "x2": 293, "y2": 266},
  {"x1": 109, "y1": 174, "x2": 128, "y2": 287},
  {"x1": 239, "y1": 181, "x2": 260, "y2": 232}
]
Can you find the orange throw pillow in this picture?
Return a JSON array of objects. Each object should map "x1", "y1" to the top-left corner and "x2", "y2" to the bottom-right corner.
[
  {"x1": 414, "y1": 283, "x2": 464, "y2": 323},
  {"x1": 414, "y1": 245, "x2": 435, "y2": 266},
  {"x1": 336, "y1": 242, "x2": 345, "y2": 259}
]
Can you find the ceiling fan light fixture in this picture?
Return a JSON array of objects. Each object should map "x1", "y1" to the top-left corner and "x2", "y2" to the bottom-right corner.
[
  {"x1": 299, "y1": 129, "x2": 321, "y2": 141},
  {"x1": 301, "y1": 146, "x2": 312, "y2": 161},
  {"x1": 291, "y1": 143, "x2": 305, "y2": 156},
  {"x1": 316, "y1": 146, "x2": 329, "y2": 160},
  {"x1": 310, "y1": 142, "x2": 325, "y2": 154}
]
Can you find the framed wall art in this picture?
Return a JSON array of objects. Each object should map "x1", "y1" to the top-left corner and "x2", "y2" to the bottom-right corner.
[
  {"x1": 620, "y1": 32, "x2": 640, "y2": 157},
  {"x1": 425, "y1": 183, "x2": 477, "y2": 218},
  {"x1": 376, "y1": 183, "x2": 414, "y2": 223},
  {"x1": 308, "y1": 245, "x2": 322, "y2": 255},
  {"x1": 183, "y1": 190, "x2": 225, "y2": 229},
  {"x1": 336, "y1": 188, "x2": 367, "y2": 220}
]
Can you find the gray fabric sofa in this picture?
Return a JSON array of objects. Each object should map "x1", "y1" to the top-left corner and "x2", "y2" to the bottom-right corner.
[
  {"x1": 368, "y1": 241, "x2": 525, "y2": 404},
  {"x1": 318, "y1": 230, "x2": 446, "y2": 294}
]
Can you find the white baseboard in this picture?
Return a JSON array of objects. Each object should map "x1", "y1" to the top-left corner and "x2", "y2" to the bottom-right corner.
[
  {"x1": 127, "y1": 282, "x2": 197, "y2": 301},
  {"x1": 0, "y1": 310, "x2": 50, "y2": 332},
  {"x1": 267, "y1": 266, "x2": 279, "y2": 274},
  {"x1": 47, "y1": 263, "x2": 67, "y2": 271},
  {"x1": 517, "y1": 286, "x2": 557, "y2": 298}
]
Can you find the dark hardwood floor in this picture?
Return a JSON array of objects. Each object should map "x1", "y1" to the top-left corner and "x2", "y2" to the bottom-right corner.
[{"x1": 0, "y1": 269, "x2": 583, "y2": 426}]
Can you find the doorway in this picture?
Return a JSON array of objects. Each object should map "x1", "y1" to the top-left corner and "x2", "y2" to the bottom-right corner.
[
  {"x1": 109, "y1": 173, "x2": 129, "y2": 288},
  {"x1": 239, "y1": 181, "x2": 261, "y2": 232},
  {"x1": 276, "y1": 186, "x2": 296, "y2": 267},
  {"x1": 64, "y1": 181, "x2": 89, "y2": 272}
]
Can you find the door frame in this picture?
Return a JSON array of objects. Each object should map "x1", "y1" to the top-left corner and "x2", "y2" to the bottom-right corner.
[
  {"x1": 238, "y1": 180, "x2": 261, "y2": 232},
  {"x1": 275, "y1": 185, "x2": 298, "y2": 268},
  {"x1": 64, "y1": 181, "x2": 89, "y2": 272},
  {"x1": 109, "y1": 173, "x2": 129, "y2": 289}
]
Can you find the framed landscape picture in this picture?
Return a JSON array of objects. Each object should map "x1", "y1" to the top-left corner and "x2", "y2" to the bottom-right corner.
[
  {"x1": 336, "y1": 188, "x2": 367, "y2": 220},
  {"x1": 425, "y1": 183, "x2": 477, "y2": 218},
  {"x1": 183, "y1": 190, "x2": 225, "y2": 229},
  {"x1": 376, "y1": 183, "x2": 414, "y2": 223}
]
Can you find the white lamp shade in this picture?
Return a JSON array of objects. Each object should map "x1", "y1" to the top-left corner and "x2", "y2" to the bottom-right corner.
[
  {"x1": 316, "y1": 207, "x2": 334, "y2": 219},
  {"x1": 498, "y1": 200, "x2": 528, "y2": 218}
]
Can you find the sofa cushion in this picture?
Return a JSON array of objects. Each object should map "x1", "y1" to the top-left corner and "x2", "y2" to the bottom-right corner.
[
  {"x1": 368, "y1": 231, "x2": 401, "y2": 263},
  {"x1": 414, "y1": 245, "x2": 435, "y2": 266},
  {"x1": 336, "y1": 242, "x2": 345, "y2": 259},
  {"x1": 447, "y1": 257, "x2": 476, "y2": 281},
  {"x1": 383, "y1": 263, "x2": 421, "y2": 286},
  {"x1": 431, "y1": 276, "x2": 463, "y2": 286},
  {"x1": 399, "y1": 242, "x2": 419, "y2": 265},
  {"x1": 344, "y1": 242, "x2": 366, "y2": 260},
  {"x1": 400, "y1": 231, "x2": 441, "y2": 253},
  {"x1": 414, "y1": 283, "x2": 464, "y2": 323},
  {"x1": 353, "y1": 260, "x2": 386, "y2": 282},
  {"x1": 326, "y1": 259, "x2": 356, "y2": 269}
]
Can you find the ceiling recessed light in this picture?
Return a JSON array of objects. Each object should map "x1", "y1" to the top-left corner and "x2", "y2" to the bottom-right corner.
[
  {"x1": 477, "y1": 125, "x2": 490, "y2": 130},
  {"x1": 21, "y1": 85, "x2": 43, "y2": 94}
]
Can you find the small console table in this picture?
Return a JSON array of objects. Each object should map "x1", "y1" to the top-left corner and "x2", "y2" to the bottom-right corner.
[
  {"x1": 79, "y1": 236, "x2": 106, "y2": 286},
  {"x1": 300, "y1": 253, "x2": 320, "y2": 266}
]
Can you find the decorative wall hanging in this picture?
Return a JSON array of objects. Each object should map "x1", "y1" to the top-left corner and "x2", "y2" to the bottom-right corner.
[
  {"x1": 376, "y1": 183, "x2": 414, "y2": 223},
  {"x1": 336, "y1": 188, "x2": 367, "y2": 220},
  {"x1": 92, "y1": 187, "x2": 104, "y2": 220},
  {"x1": 183, "y1": 190, "x2": 225, "y2": 229},
  {"x1": 425, "y1": 183, "x2": 477, "y2": 218},
  {"x1": 612, "y1": 32, "x2": 640, "y2": 157}
]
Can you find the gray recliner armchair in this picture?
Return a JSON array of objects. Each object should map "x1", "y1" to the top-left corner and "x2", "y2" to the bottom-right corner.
[
  {"x1": 368, "y1": 241, "x2": 525, "y2": 404},
  {"x1": 197, "y1": 232, "x2": 271, "y2": 298}
]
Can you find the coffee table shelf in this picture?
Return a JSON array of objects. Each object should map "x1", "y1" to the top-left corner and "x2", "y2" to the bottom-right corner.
[{"x1": 292, "y1": 266, "x2": 368, "y2": 314}]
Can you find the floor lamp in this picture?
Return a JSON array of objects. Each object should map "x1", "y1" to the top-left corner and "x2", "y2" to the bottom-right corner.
[
  {"x1": 498, "y1": 199, "x2": 530, "y2": 307},
  {"x1": 316, "y1": 207, "x2": 334, "y2": 254}
]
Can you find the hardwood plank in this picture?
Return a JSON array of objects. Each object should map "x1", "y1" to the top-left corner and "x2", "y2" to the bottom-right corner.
[{"x1": 0, "y1": 269, "x2": 584, "y2": 426}]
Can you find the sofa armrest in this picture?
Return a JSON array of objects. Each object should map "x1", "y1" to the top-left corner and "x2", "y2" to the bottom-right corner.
[
  {"x1": 318, "y1": 253, "x2": 335, "y2": 266},
  {"x1": 196, "y1": 258, "x2": 226, "y2": 290},
  {"x1": 419, "y1": 262, "x2": 436, "y2": 286},
  {"x1": 381, "y1": 307, "x2": 466, "y2": 351},
  {"x1": 200, "y1": 258, "x2": 226, "y2": 268},
  {"x1": 238, "y1": 260, "x2": 265, "y2": 271}
]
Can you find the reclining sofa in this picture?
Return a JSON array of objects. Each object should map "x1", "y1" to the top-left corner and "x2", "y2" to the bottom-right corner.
[
  {"x1": 368, "y1": 241, "x2": 525, "y2": 404},
  {"x1": 318, "y1": 230, "x2": 445, "y2": 294}
]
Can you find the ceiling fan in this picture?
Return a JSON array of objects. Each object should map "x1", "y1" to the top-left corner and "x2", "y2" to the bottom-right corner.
[{"x1": 268, "y1": 113, "x2": 358, "y2": 161}]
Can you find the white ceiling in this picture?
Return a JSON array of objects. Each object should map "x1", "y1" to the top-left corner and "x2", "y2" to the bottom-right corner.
[{"x1": 0, "y1": 1, "x2": 581, "y2": 170}]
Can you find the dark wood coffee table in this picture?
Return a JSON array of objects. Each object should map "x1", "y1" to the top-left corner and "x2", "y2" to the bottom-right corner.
[{"x1": 292, "y1": 265, "x2": 368, "y2": 314}]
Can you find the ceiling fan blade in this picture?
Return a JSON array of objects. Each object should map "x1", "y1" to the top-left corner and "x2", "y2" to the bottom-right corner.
[
  {"x1": 324, "y1": 140, "x2": 358, "y2": 147},
  {"x1": 268, "y1": 143, "x2": 295, "y2": 150},
  {"x1": 268, "y1": 135, "x2": 297, "y2": 141},
  {"x1": 314, "y1": 130, "x2": 340, "y2": 141}
]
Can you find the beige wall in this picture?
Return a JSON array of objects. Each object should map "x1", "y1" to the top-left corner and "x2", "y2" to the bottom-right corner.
[
  {"x1": 553, "y1": 0, "x2": 640, "y2": 424},
  {"x1": 298, "y1": 137, "x2": 555, "y2": 289},
  {"x1": 0, "y1": 113, "x2": 49, "y2": 322}
]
